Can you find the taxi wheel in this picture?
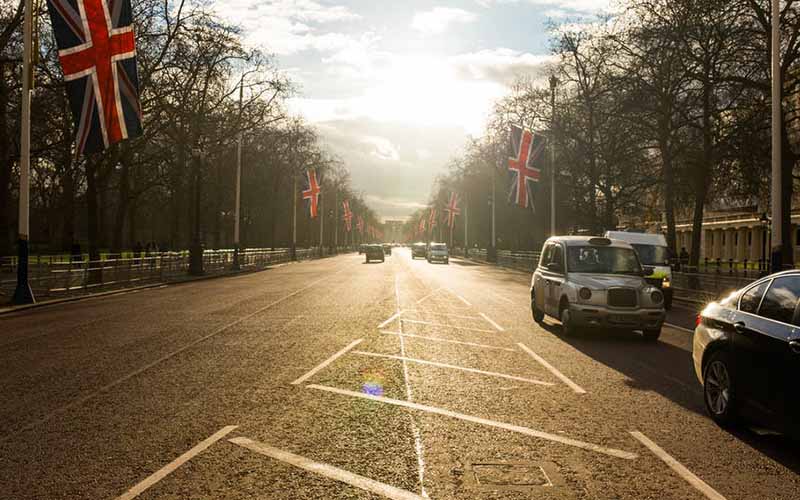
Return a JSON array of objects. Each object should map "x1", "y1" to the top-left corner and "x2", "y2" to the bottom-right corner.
[
  {"x1": 643, "y1": 328, "x2": 661, "y2": 341},
  {"x1": 560, "y1": 306, "x2": 580, "y2": 337},
  {"x1": 531, "y1": 296, "x2": 544, "y2": 324}
]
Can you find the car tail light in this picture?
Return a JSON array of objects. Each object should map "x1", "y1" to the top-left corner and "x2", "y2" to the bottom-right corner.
[{"x1": 696, "y1": 314, "x2": 703, "y2": 327}]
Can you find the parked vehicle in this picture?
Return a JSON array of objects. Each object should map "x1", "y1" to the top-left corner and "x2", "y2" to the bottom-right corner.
[
  {"x1": 365, "y1": 244, "x2": 385, "y2": 263},
  {"x1": 382, "y1": 243, "x2": 392, "y2": 256},
  {"x1": 412, "y1": 243, "x2": 427, "y2": 259},
  {"x1": 530, "y1": 236, "x2": 666, "y2": 340},
  {"x1": 693, "y1": 270, "x2": 800, "y2": 435},
  {"x1": 605, "y1": 231, "x2": 673, "y2": 310},
  {"x1": 427, "y1": 243, "x2": 449, "y2": 264}
]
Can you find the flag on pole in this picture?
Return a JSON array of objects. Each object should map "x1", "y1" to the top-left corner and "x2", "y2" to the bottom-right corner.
[
  {"x1": 428, "y1": 208, "x2": 437, "y2": 230},
  {"x1": 444, "y1": 192, "x2": 460, "y2": 228},
  {"x1": 507, "y1": 124, "x2": 545, "y2": 209},
  {"x1": 357, "y1": 215, "x2": 364, "y2": 234},
  {"x1": 342, "y1": 200, "x2": 352, "y2": 232},
  {"x1": 46, "y1": 0, "x2": 143, "y2": 157},
  {"x1": 418, "y1": 215, "x2": 426, "y2": 235},
  {"x1": 302, "y1": 169, "x2": 321, "y2": 218}
]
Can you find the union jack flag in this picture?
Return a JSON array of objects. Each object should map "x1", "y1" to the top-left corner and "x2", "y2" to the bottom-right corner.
[
  {"x1": 507, "y1": 124, "x2": 545, "y2": 209},
  {"x1": 302, "y1": 169, "x2": 321, "y2": 218},
  {"x1": 428, "y1": 208, "x2": 437, "y2": 229},
  {"x1": 356, "y1": 215, "x2": 364, "y2": 234},
  {"x1": 46, "y1": 0, "x2": 143, "y2": 157},
  {"x1": 444, "y1": 192, "x2": 460, "y2": 228},
  {"x1": 418, "y1": 215, "x2": 426, "y2": 235},
  {"x1": 342, "y1": 200, "x2": 353, "y2": 232}
]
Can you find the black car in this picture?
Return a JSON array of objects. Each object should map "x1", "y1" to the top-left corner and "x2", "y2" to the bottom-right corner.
[
  {"x1": 382, "y1": 244, "x2": 392, "y2": 256},
  {"x1": 693, "y1": 270, "x2": 800, "y2": 435},
  {"x1": 412, "y1": 243, "x2": 427, "y2": 259},
  {"x1": 365, "y1": 244, "x2": 385, "y2": 263}
]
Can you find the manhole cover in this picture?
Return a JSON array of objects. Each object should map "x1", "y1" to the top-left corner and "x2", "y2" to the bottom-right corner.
[{"x1": 473, "y1": 463, "x2": 550, "y2": 486}]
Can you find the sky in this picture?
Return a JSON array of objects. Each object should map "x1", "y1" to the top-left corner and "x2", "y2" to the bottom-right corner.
[{"x1": 219, "y1": 0, "x2": 612, "y2": 221}]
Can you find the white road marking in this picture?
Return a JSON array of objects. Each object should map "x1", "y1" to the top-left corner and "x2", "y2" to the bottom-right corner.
[
  {"x1": 517, "y1": 343, "x2": 587, "y2": 394},
  {"x1": 401, "y1": 319, "x2": 495, "y2": 334},
  {"x1": 115, "y1": 425, "x2": 237, "y2": 500},
  {"x1": 665, "y1": 322, "x2": 695, "y2": 334},
  {"x1": 378, "y1": 312, "x2": 401, "y2": 329},
  {"x1": 230, "y1": 437, "x2": 426, "y2": 500},
  {"x1": 379, "y1": 331, "x2": 516, "y2": 352},
  {"x1": 630, "y1": 431, "x2": 727, "y2": 500},
  {"x1": 308, "y1": 384, "x2": 637, "y2": 460},
  {"x1": 491, "y1": 292, "x2": 516, "y2": 304},
  {"x1": 415, "y1": 287, "x2": 443, "y2": 304},
  {"x1": 400, "y1": 310, "x2": 481, "y2": 320},
  {"x1": 1, "y1": 265, "x2": 354, "y2": 443},
  {"x1": 447, "y1": 290, "x2": 472, "y2": 306},
  {"x1": 353, "y1": 351, "x2": 554, "y2": 386},
  {"x1": 291, "y1": 339, "x2": 364, "y2": 385},
  {"x1": 479, "y1": 312, "x2": 505, "y2": 332},
  {"x1": 395, "y1": 274, "x2": 429, "y2": 498}
]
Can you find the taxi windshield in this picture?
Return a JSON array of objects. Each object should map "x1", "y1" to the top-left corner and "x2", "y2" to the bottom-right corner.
[
  {"x1": 567, "y1": 246, "x2": 642, "y2": 274},
  {"x1": 431, "y1": 244, "x2": 446, "y2": 250}
]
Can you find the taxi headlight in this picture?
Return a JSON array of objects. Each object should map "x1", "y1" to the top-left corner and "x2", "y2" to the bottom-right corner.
[
  {"x1": 579, "y1": 287, "x2": 592, "y2": 300},
  {"x1": 651, "y1": 290, "x2": 664, "y2": 304},
  {"x1": 662, "y1": 277, "x2": 671, "y2": 289}
]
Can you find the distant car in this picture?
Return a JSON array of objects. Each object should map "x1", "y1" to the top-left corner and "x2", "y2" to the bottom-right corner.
[
  {"x1": 365, "y1": 244, "x2": 385, "y2": 263},
  {"x1": 530, "y1": 236, "x2": 666, "y2": 340},
  {"x1": 605, "y1": 231, "x2": 673, "y2": 310},
  {"x1": 693, "y1": 270, "x2": 800, "y2": 435},
  {"x1": 427, "y1": 242, "x2": 449, "y2": 264},
  {"x1": 358, "y1": 244, "x2": 366, "y2": 255},
  {"x1": 412, "y1": 243, "x2": 427, "y2": 259},
  {"x1": 382, "y1": 243, "x2": 392, "y2": 256}
]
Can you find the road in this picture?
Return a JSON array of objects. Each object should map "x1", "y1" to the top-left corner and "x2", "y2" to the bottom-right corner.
[{"x1": 1, "y1": 249, "x2": 799, "y2": 499}]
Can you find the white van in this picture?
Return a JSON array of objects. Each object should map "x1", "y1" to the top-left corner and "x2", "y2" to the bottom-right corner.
[{"x1": 604, "y1": 231, "x2": 673, "y2": 309}]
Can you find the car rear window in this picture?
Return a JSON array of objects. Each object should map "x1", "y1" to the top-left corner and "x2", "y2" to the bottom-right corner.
[
  {"x1": 739, "y1": 280, "x2": 769, "y2": 314},
  {"x1": 431, "y1": 244, "x2": 446, "y2": 250}
]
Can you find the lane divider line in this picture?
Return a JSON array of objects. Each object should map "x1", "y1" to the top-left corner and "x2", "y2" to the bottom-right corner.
[
  {"x1": 400, "y1": 319, "x2": 495, "y2": 334},
  {"x1": 115, "y1": 425, "x2": 238, "y2": 500},
  {"x1": 630, "y1": 431, "x2": 727, "y2": 500},
  {"x1": 307, "y1": 384, "x2": 637, "y2": 460},
  {"x1": 378, "y1": 331, "x2": 516, "y2": 352},
  {"x1": 0, "y1": 265, "x2": 354, "y2": 444},
  {"x1": 229, "y1": 437, "x2": 426, "y2": 500},
  {"x1": 517, "y1": 343, "x2": 587, "y2": 394},
  {"x1": 352, "y1": 350, "x2": 554, "y2": 386},
  {"x1": 378, "y1": 312, "x2": 401, "y2": 329},
  {"x1": 399, "y1": 310, "x2": 481, "y2": 320},
  {"x1": 447, "y1": 290, "x2": 472, "y2": 306},
  {"x1": 479, "y1": 312, "x2": 505, "y2": 332},
  {"x1": 291, "y1": 339, "x2": 364, "y2": 385}
]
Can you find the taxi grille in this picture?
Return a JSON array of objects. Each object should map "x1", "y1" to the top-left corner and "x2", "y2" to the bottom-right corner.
[{"x1": 608, "y1": 288, "x2": 637, "y2": 308}]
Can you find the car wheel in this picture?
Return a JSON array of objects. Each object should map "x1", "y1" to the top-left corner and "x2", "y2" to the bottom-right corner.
[
  {"x1": 703, "y1": 350, "x2": 737, "y2": 426},
  {"x1": 531, "y1": 294, "x2": 544, "y2": 324},
  {"x1": 642, "y1": 328, "x2": 661, "y2": 341},
  {"x1": 366, "y1": 258, "x2": 369, "y2": 263},
  {"x1": 445, "y1": 259, "x2": 449, "y2": 265},
  {"x1": 560, "y1": 305, "x2": 579, "y2": 337}
]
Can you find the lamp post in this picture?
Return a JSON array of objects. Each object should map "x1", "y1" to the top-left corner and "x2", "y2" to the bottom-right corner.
[
  {"x1": 760, "y1": 212, "x2": 770, "y2": 276},
  {"x1": 189, "y1": 147, "x2": 205, "y2": 276},
  {"x1": 549, "y1": 75, "x2": 558, "y2": 237}
]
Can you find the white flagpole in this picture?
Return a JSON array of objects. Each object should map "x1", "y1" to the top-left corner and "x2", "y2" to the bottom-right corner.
[
  {"x1": 291, "y1": 175, "x2": 297, "y2": 260},
  {"x1": 13, "y1": 0, "x2": 35, "y2": 304},
  {"x1": 319, "y1": 190, "x2": 324, "y2": 257},
  {"x1": 464, "y1": 193, "x2": 468, "y2": 258},
  {"x1": 770, "y1": 0, "x2": 783, "y2": 271},
  {"x1": 550, "y1": 75, "x2": 558, "y2": 237}
]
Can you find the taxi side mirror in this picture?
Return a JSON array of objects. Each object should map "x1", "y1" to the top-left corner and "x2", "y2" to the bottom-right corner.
[{"x1": 547, "y1": 262, "x2": 564, "y2": 274}]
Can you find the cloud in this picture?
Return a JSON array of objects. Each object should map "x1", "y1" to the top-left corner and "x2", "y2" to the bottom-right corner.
[
  {"x1": 475, "y1": 0, "x2": 615, "y2": 14},
  {"x1": 217, "y1": 0, "x2": 361, "y2": 55},
  {"x1": 411, "y1": 7, "x2": 478, "y2": 35},
  {"x1": 450, "y1": 48, "x2": 556, "y2": 85}
]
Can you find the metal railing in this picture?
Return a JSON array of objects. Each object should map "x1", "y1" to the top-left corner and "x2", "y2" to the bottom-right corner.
[{"x1": 0, "y1": 247, "x2": 341, "y2": 301}]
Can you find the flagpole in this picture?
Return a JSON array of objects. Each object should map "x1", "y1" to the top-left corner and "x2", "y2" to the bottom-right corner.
[
  {"x1": 550, "y1": 75, "x2": 558, "y2": 237},
  {"x1": 319, "y1": 191, "x2": 324, "y2": 257},
  {"x1": 13, "y1": 0, "x2": 35, "y2": 304},
  {"x1": 334, "y1": 189, "x2": 338, "y2": 253},
  {"x1": 464, "y1": 193, "x2": 468, "y2": 258},
  {"x1": 489, "y1": 168, "x2": 496, "y2": 262},
  {"x1": 770, "y1": 0, "x2": 783, "y2": 272},
  {"x1": 232, "y1": 75, "x2": 243, "y2": 270}
]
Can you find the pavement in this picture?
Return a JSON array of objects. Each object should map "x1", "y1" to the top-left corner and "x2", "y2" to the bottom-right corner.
[{"x1": 1, "y1": 249, "x2": 799, "y2": 499}]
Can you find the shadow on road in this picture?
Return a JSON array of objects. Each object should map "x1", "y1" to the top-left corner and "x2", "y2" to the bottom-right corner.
[{"x1": 539, "y1": 321, "x2": 800, "y2": 475}]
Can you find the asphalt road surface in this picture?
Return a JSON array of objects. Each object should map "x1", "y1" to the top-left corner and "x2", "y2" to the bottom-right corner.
[{"x1": 2, "y1": 249, "x2": 799, "y2": 499}]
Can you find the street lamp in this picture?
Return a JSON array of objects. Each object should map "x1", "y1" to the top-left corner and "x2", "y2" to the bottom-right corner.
[
  {"x1": 759, "y1": 212, "x2": 770, "y2": 276},
  {"x1": 189, "y1": 147, "x2": 205, "y2": 276}
]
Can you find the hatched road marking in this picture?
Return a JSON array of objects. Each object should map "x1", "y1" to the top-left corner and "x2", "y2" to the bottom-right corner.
[
  {"x1": 518, "y1": 343, "x2": 587, "y2": 394},
  {"x1": 291, "y1": 339, "x2": 364, "y2": 385},
  {"x1": 479, "y1": 312, "x2": 505, "y2": 331},
  {"x1": 379, "y1": 331, "x2": 516, "y2": 351}
]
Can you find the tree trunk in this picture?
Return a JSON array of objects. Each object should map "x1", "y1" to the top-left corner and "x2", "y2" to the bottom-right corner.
[
  {"x1": 111, "y1": 159, "x2": 130, "y2": 253},
  {"x1": 780, "y1": 119, "x2": 795, "y2": 268},
  {"x1": 660, "y1": 136, "x2": 677, "y2": 257},
  {"x1": 690, "y1": 80, "x2": 714, "y2": 270}
]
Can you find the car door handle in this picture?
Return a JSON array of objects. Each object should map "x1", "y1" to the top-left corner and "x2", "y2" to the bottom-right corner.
[
  {"x1": 789, "y1": 340, "x2": 800, "y2": 354},
  {"x1": 733, "y1": 322, "x2": 748, "y2": 334}
]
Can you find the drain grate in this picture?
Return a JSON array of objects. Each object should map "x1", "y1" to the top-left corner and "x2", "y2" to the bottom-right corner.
[{"x1": 464, "y1": 461, "x2": 565, "y2": 493}]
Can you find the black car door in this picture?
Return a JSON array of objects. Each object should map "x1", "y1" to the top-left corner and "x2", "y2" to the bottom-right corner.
[{"x1": 733, "y1": 275, "x2": 800, "y2": 429}]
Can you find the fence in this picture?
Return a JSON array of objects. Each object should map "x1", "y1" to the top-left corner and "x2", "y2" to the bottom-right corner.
[{"x1": 0, "y1": 247, "x2": 336, "y2": 301}]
